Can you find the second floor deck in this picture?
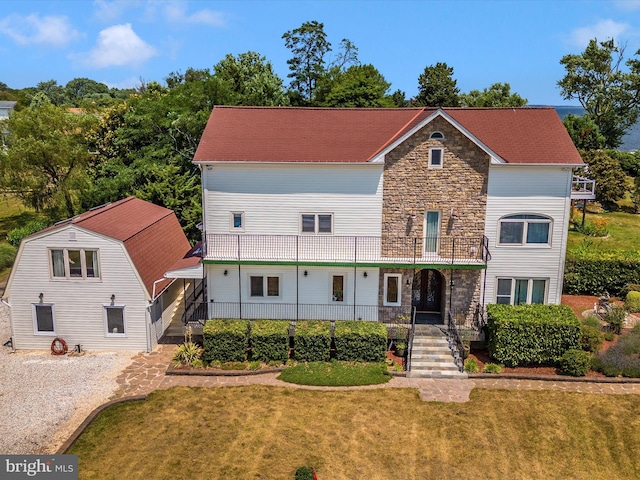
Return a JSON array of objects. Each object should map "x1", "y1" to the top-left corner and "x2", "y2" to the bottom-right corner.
[{"x1": 204, "y1": 234, "x2": 490, "y2": 268}]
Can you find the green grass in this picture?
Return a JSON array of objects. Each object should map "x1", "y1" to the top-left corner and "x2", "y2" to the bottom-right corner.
[
  {"x1": 568, "y1": 211, "x2": 640, "y2": 252},
  {"x1": 277, "y1": 360, "x2": 392, "y2": 386},
  {"x1": 67, "y1": 386, "x2": 640, "y2": 480}
]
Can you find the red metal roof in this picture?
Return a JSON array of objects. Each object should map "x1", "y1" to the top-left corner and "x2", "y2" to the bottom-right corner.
[
  {"x1": 193, "y1": 106, "x2": 583, "y2": 165},
  {"x1": 54, "y1": 197, "x2": 191, "y2": 296}
]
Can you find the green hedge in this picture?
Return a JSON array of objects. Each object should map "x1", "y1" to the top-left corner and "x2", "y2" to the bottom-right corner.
[
  {"x1": 626, "y1": 291, "x2": 640, "y2": 313},
  {"x1": 559, "y1": 349, "x2": 591, "y2": 377},
  {"x1": 564, "y1": 251, "x2": 640, "y2": 296},
  {"x1": 249, "y1": 320, "x2": 290, "y2": 362},
  {"x1": 203, "y1": 319, "x2": 250, "y2": 363},
  {"x1": 487, "y1": 304, "x2": 581, "y2": 367},
  {"x1": 334, "y1": 321, "x2": 387, "y2": 362},
  {"x1": 293, "y1": 320, "x2": 331, "y2": 362}
]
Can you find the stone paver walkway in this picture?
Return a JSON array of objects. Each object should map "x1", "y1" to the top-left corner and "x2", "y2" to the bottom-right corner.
[{"x1": 111, "y1": 345, "x2": 640, "y2": 403}]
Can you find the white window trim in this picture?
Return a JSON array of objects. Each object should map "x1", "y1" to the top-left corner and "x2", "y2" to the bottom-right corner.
[
  {"x1": 497, "y1": 214, "x2": 553, "y2": 247},
  {"x1": 495, "y1": 277, "x2": 548, "y2": 305},
  {"x1": 383, "y1": 273, "x2": 402, "y2": 307},
  {"x1": 32, "y1": 303, "x2": 56, "y2": 335},
  {"x1": 247, "y1": 274, "x2": 282, "y2": 300},
  {"x1": 230, "y1": 211, "x2": 245, "y2": 232},
  {"x1": 428, "y1": 147, "x2": 444, "y2": 169},
  {"x1": 300, "y1": 213, "x2": 334, "y2": 235},
  {"x1": 49, "y1": 248, "x2": 101, "y2": 280},
  {"x1": 330, "y1": 272, "x2": 348, "y2": 303},
  {"x1": 104, "y1": 305, "x2": 126, "y2": 337}
]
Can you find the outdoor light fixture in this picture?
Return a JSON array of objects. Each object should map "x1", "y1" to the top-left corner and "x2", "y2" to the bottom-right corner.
[
  {"x1": 110, "y1": 294, "x2": 116, "y2": 305},
  {"x1": 449, "y1": 279, "x2": 455, "y2": 287},
  {"x1": 450, "y1": 207, "x2": 458, "y2": 219},
  {"x1": 410, "y1": 208, "x2": 417, "y2": 220},
  {"x1": 363, "y1": 272, "x2": 368, "y2": 278},
  {"x1": 38, "y1": 292, "x2": 43, "y2": 303},
  {"x1": 406, "y1": 278, "x2": 411, "y2": 286},
  {"x1": 223, "y1": 270, "x2": 228, "y2": 276},
  {"x1": 304, "y1": 270, "x2": 308, "y2": 277}
]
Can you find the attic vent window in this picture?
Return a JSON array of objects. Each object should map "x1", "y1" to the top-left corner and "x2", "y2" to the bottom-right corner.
[
  {"x1": 430, "y1": 132, "x2": 444, "y2": 140},
  {"x1": 68, "y1": 231, "x2": 76, "y2": 241}
]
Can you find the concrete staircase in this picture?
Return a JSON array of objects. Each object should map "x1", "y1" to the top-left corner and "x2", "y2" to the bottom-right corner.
[{"x1": 408, "y1": 324, "x2": 467, "y2": 378}]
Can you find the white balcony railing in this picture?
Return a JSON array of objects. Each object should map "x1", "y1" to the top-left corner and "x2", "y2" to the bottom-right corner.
[
  {"x1": 205, "y1": 234, "x2": 490, "y2": 266},
  {"x1": 571, "y1": 175, "x2": 596, "y2": 200}
]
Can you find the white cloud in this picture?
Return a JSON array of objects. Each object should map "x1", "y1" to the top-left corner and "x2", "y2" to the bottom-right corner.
[
  {"x1": 568, "y1": 19, "x2": 629, "y2": 47},
  {"x1": 79, "y1": 23, "x2": 157, "y2": 68},
  {"x1": 163, "y1": 2, "x2": 226, "y2": 26},
  {"x1": 614, "y1": 0, "x2": 640, "y2": 11},
  {"x1": 93, "y1": 0, "x2": 141, "y2": 21},
  {"x1": 0, "y1": 13, "x2": 80, "y2": 47}
]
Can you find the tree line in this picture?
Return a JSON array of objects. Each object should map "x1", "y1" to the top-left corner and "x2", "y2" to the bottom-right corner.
[{"x1": 1, "y1": 21, "x2": 639, "y2": 241}]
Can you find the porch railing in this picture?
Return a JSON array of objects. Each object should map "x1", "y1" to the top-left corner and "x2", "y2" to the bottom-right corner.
[
  {"x1": 571, "y1": 174, "x2": 596, "y2": 200},
  {"x1": 184, "y1": 301, "x2": 412, "y2": 324},
  {"x1": 205, "y1": 234, "x2": 489, "y2": 265}
]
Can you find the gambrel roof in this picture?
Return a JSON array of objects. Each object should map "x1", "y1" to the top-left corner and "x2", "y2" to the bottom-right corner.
[
  {"x1": 193, "y1": 106, "x2": 583, "y2": 166},
  {"x1": 10, "y1": 197, "x2": 191, "y2": 298}
]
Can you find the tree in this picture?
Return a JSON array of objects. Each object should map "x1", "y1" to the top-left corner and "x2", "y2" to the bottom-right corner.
[
  {"x1": 390, "y1": 89, "x2": 409, "y2": 107},
  {"x1": 460, "y1": 82, "x2": 527, "y2": 107},
  {"x1": 559, "y1": 38, "x2": 640, "y2": 148},
  {"x1": 213, "y1": 51, "x2": 288, "y2": 106},
  {"x1": 578, "y1": 149, "x2": 626, "y2": 207},
  {"x1": 65, "y1": 78, "x2": 110, "y2": 105},
  {"x1": 282, "y1": 20, "x2": 332, "y2": 104},
  {"x1": 34, "y1": 80, "x2": 69, "y2": 106},
  {"x1": 563, "y1": 114, "x2": 607, "y2": 150},
  {"x1": 415, "y1": 62, "x2": 460, "y2": 107},
  {"x1": 0, "y1": 96, "x2": 97, "y2": 217},
  {"x1": 322, "y1": 64, "x2": 392, "y2": 107}
]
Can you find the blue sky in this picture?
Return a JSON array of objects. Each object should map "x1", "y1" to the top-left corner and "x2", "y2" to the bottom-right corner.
[{"x1": 1, "y1": 0, "x2": 640, "y2": 105}]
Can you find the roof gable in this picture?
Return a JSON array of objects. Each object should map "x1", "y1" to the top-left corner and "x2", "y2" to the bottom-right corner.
[
  {"x1": 194, "y1": 106, "x2": 583, "y2": 166},
  {"x1": 16, "y1": 197, "x2": 191, "y2": 298}
]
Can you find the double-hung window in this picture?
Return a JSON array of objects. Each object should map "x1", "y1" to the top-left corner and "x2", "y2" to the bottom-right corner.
[
  {"x1": 51, "y1": 248, "x2": 100, "y2": 279},
  {"x1": 428, "y1": 147, "x2": 443, "y2": 168},
  {"x1": 498, "y1": 214, "x2": 551, "y2": 246},
  {"x1": 104, "y1": 306, "x2": 126, "y2": 336},
  {"x1": 230, "y1": 212, "x2": 244, "y2": 232},
  {"x1": 301, "y1": 213, "x2": 333, "y2": 234},
  {"x1": 383, "y1": 274, "x2": 402, "y2": 306},
  {"x1": 250, "y1": 275, "x2": 281, "y2": 298},
  {"x1": 32, "y1": 304, "x2": 55, "y2": 335},
  {"x1": 496, "y1": 278, "x2": 547, "y2": 305}
]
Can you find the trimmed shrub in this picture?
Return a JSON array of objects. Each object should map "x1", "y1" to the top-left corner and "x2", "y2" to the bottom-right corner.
[
  {"x1": 621, "y1": 283, "x2": 640, "y2": 299},
  {"x1": 482, "y1": 363, "x2": 503, "y2": 374},
  {"x1": 559, "y1": 349, "x2": 591, "y2": 376},
  {"x1": 564, "y1": 251, "x2": 640, "y2": 296},
  {"x1": 295, "y1": 466, "x2": 314, "y2": 480},
  {"x1": 202, "y1": 319, "x2": 250, "y2": 363},
  {"x1": 334, "y1": 321, "x2": 387, "y2": 362},
  {"x1": 487, "y1": 304, "x2": 581, "y2": 367},
  {"x1": 6, "y1": 219, "x2": 49, "y2": 247},
  {"x1": 249, "y1": 320, "x2": 290, "y2": 362},
  {"x1": 580, "y1": 325, "x2": 604, "y2": 353},
  {"x1": 626, "y1": 291, "x2": 640, "y2": 313},
  {"x1": 294, "y1": 320, "x2": 331, "y2": 362},
  {"x1": 463, "y1": 357, "x2": 478, "y2": 373}
]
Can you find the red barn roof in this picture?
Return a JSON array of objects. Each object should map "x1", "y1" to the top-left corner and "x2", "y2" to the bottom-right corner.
[
  {"x1": 193, "y1": 106, "x2": 583, "y2": 165},
  {"x1": 49, "y1": 197, "x2": 191, "y2": 297}
]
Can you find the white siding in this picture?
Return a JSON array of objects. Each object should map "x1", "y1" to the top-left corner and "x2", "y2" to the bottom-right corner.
[
  {"x1": 7, "y1": 226, "x2": 150, "y2": 351},
  {"x1": 484, "y1": 165, "x2": 572, "y2": 305},
  {"x1": 206, "y1": 264, "x2": 379, "y2": 320},
  {"x1": 203, "y1": 163, "x2": 383, "y2": 236}
]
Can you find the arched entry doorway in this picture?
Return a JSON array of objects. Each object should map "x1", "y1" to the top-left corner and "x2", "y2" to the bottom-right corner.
[{"x1": 412, "y1": 269, "x2": 444, "y2": 324}]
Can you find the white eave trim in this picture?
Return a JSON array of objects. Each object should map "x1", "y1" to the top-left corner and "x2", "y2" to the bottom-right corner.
[
  {"x1": 489, "y1": 162, "x2": 585, "y2": 167},
  {"x1": 369, "y1": 109, "x2": 506, "y2": 164},
  {"x1": 164, "y1": 263, "x2": 204, "y2": 279}
]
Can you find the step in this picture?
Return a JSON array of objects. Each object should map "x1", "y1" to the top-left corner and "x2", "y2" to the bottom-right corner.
[
  {"x1": 410, "y1": 361, "x2": 460, "y2": 370},
  {"x1": 411, "y1": 353, "x2": 455, "y2": 361},
  {"x1": 407, "y1": 370, "x2": 468, "y2": 379}
]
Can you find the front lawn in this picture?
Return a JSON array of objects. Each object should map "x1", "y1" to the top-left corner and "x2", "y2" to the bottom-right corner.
[
  {"x1": 68, "y1": 386, "x2": 640, "y2": 479},
  {"x1": 568, "y1": 210, "x2": 640, "y2": 252},
  {"x1": 277, "y1": 361, "x2": 392, "y2": 386}
]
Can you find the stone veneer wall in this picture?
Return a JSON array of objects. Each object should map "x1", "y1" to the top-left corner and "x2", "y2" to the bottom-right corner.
[{"x1": 380, "y1": 116, "x2": 490, "y2": 324}]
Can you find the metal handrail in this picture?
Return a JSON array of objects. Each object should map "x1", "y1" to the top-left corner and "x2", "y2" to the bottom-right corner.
[{"x1": 407, "y1": 306, "x2": 417, "y2": 372}]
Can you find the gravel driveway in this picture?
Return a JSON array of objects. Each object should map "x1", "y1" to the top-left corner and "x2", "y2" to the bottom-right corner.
[{"x1": 0, "y1": 304, "x2": 136, "y2": 454}]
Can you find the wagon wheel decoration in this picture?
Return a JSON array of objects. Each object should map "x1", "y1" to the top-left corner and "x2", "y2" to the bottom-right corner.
[{"x1": 51, "y1": 337, "x2": 68, "y2": 355}]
